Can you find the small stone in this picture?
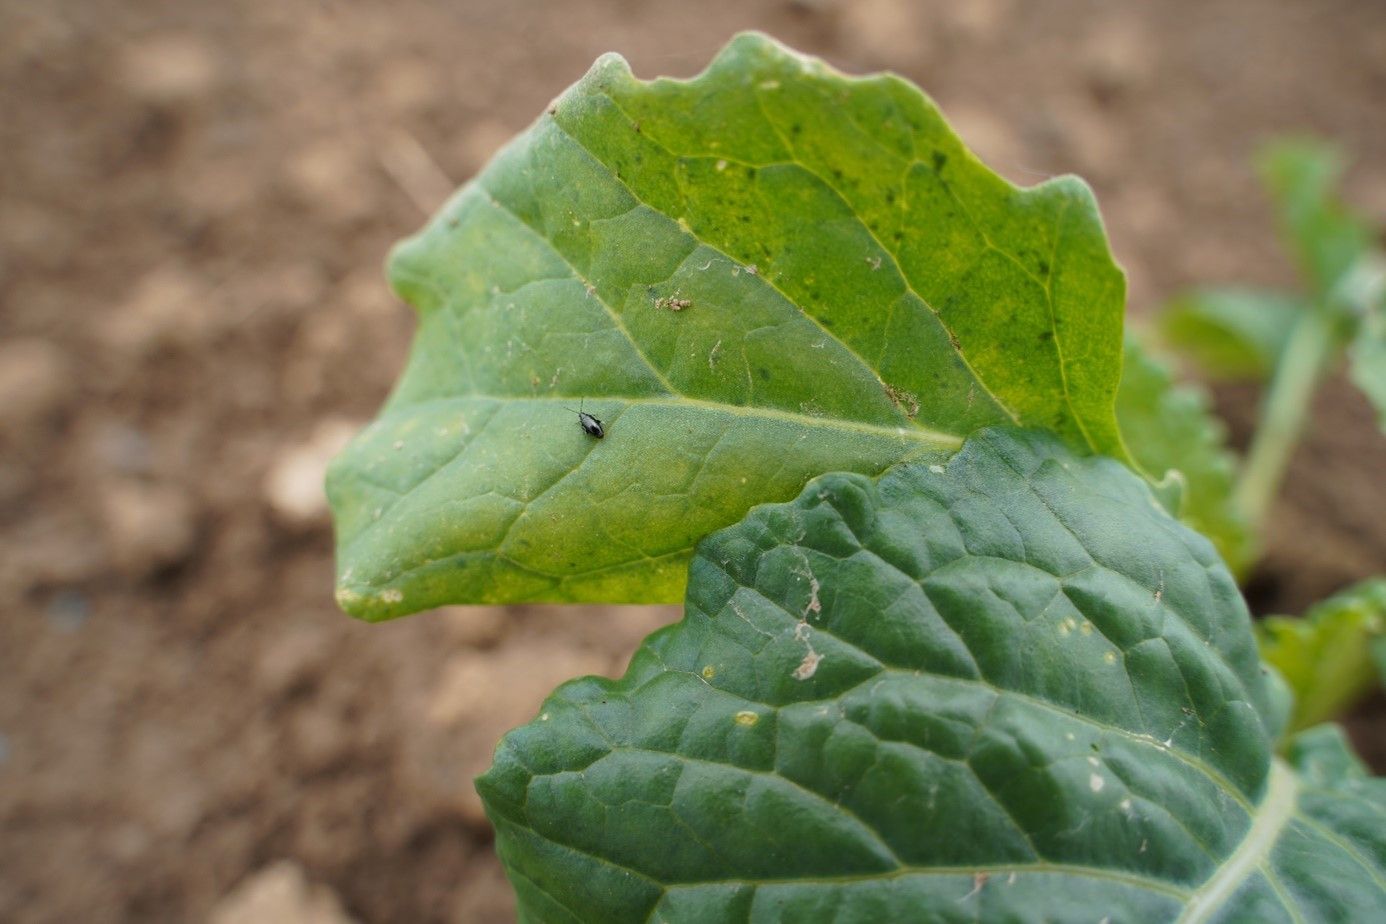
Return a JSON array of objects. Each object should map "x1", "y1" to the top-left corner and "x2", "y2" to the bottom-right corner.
[
  {"x1": 283, "y1": 139, "x2": 376, "y2": 223},
  {"x1": 208, "y1": 861, "x2": 357, "y2": 924},
  {"x1": 0, "y1": 338, "x2": 75, "y2": 432},
  {"x1": 118, "y1": 33, "x2": 220, "y2": 106},
  {"x1": 84, "y1": 421, "x2": 154, "y2": 476},
  {"x1": 374, "y1": 59, "x2": 436, "y2": 114},
  {"x1": 839, "y1": 0, "x2": 934, "y2": 64},
  {"x1": 100, "y1": 480, "x2": 198, "y2": 577},
  {"x1": 1082, "y1": 17, "x2": 1154, "y2": 100},
  {"x1": 264, "y1": 419, "x2": 362, "y2": 525},
  {"x1": 104, "y1": 265, "x2": 217, "y2": 356},
  {"x1": 45, "y1": 589, "x2": 90, "y2": 633},
  {"x1": 940, "y1": 0, "x2": 1009, "y2": 43}
]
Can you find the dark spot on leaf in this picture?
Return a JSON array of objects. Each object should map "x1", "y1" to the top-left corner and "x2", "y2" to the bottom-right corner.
[
  {"x1": 932, "y1": 150, "x2": 947, "y2": 172},
  {"x1": 757, "y1": 367, "x2": 770, "y2": 381},
  {"x1": 1037, "y1": 259, "x2": 1049, "y2": 275},
  {"x1": 885, "y1": 190, "x2": 896, "y2": 204},
  {"x1": 1039, "y1": 331, "x2": 1054, "y2": 342}
]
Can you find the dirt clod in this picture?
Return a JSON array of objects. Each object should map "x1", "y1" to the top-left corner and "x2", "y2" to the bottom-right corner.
[{"x1": 208, "y1": 862, "x2": 356, "y2": 924}]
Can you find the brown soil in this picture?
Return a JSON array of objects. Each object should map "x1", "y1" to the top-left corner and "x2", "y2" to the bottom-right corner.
[{"x1": 2, "y1": 1, "x2": 1384, "y2": 921}]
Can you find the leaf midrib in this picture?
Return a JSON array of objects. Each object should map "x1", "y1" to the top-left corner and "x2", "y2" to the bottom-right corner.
[{"x1": 1177, "y1": 760, "x2": 1298, "y2": 923}]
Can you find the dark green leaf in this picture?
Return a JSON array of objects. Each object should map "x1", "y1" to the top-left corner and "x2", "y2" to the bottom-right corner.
[
  {"x1": 327, "y1": 33, "x2": 1129, "y2": 618},
  {"x1": 1117, "y1": 336, "x2": 1252, "y2": 574},
  {"x1": 480, "y1": 428, "x2": 1385, "y2": 922},
  {"x1": 1159, "y1": 288, "x2": 1303, "y2": 381},
  {"x1": 1259, "y1": 577, "x2": 1386, "y2": 732}
]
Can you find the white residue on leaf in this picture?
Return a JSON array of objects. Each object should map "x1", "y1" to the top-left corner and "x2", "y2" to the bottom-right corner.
[
  {"x1": 929, "y1": 464, "x2": 945, "y2": 474},
  {"x1": 1089, "y1": 773, "x2": 1105, "y2": 793},
  {"x1": 792, "y1": 650, "x2": 822, "y2": 681},
  {"x1": 708, "y1": 339, "x2": 723, "y2": 370},
  {"x1": 791, "y1": 619, "x2": 822, "y2": 680},
  {"x1": 804, "y1": 577, "x2": 821, "y2": 616},
  {"x1": 715, "y1": 160, "x2": 728, "y2": 172},
  {"x1": 793, "y1": 554, "x2": 821, "y2": 618},
  {"x1": 380, "y1": 588, "x2": 404, "y2": 604},
  {"x1": 959, "y1": 872, "x2": 988, "y2": 902}
]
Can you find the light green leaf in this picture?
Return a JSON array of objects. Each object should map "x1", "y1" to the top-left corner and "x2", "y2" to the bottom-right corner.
[
  {"x1": 1349, "y1": 288, "x2": 1386, "y2": 430},
  {"x1": 1159, "y1": 288, "x2": 1303, "y2": 381},
  {"x1": 1258, "y1": 139, "x2": 1372, "y2": 301},
  {"x1": 1117, "y1": 336, "x2": 1252, "y2": 575},
  {"x1": 479, "y1": 428, "x2": 1385, "y2": 922},
  {"x1": 1259, "y1": 578, "x2": 1386, "y2": 733},
  {"x1": 327, "y1": 33, "x2": 1129, "y2": 619}
]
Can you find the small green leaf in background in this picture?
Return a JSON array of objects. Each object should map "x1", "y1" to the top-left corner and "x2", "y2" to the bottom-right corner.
[
  {"x1": 1258, "y1": 138, "x2": 1386, "y2": 428},
  {"x1": 1349, "y1": 287, "x2": 1386, "y2": 430},
  {"x1": 328, "y1": 33, "x2": 1130, "y2": 619},
  {"x1": 1258, "y1": 139, "x2": 1372, "y2": 303},
  {"x1": 1259, "y1": 577, "x2": 1386, "y2": 733},
  {"x1": 1160, "y1": 288, "x2": 1302, "y2": 381},
  {"x1": 479, "y1": 428, "x2": 1385, "y2": 923},
  {"x1": 1117, "y1": 336, "x2": 1253, "y2": 574}
]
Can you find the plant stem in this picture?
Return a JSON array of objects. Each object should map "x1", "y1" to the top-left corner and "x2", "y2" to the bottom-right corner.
[{"x1": 1234, "y1": 311, "x2": 1338, "y2": 535}]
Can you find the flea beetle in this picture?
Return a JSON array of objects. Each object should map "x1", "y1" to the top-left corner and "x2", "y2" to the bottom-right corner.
[{"x1": 566, "y1": 399, "x2": 604, "y2": 439}]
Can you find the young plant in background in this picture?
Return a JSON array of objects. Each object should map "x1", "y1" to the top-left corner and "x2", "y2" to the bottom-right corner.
[
  {"x1": 328, "y1": 34, "x2": 1386, "y2": 922},
  {"x1": 1159, "y1": 140, "x2": 1386, "y2": 733}
]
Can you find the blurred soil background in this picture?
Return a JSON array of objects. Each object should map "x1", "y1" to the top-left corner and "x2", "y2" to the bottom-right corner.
[{"x1": 2, "y1": 0, "x2": 1385, "y2": 921}]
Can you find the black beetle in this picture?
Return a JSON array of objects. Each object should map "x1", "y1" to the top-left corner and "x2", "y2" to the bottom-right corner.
[{"x1": 566, "y1": 399, "x2": 604, "y2": 439}]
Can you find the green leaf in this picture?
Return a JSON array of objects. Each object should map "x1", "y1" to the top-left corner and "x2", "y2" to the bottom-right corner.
[
  {"x1": 1159, "y1": 288, "x2": 1303, "y2": 381},
  {"x1": 479, "y1": 428, "x2": 1385, "y2": 922},
  {"x1": 1349, "y1": 286, "x2": 1386, "y2": 430},
  {"x1": 1117, "y1": 336, "x2": 1252, "y2": 575},
  {"x1": 327, "y1": 33, "x2": 1129, "y2": 619},
  {"x1": 1258, "y1": 139, "x2": 1372, "y2": 301},
  {"x1": 1258, "y1": 578, "x2": 1386, "y2": 732}
]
